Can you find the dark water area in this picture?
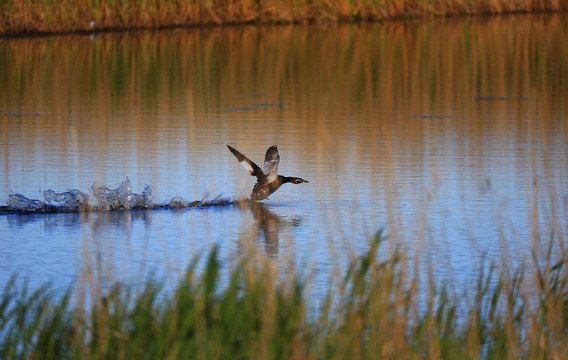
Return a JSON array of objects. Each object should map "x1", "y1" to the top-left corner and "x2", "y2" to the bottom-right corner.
[{"x1": 1, "y1": 15, "x2": 567, "y2": 300}]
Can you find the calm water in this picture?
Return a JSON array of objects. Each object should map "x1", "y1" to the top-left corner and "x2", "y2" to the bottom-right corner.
[{"x1": 1, "y1": 15, "x2": 567, "y2": 299}]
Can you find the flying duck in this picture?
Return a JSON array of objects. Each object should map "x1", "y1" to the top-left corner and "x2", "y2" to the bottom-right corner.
[{"x1": 227, "y1": 145, "x2": 309, "y2": 200}]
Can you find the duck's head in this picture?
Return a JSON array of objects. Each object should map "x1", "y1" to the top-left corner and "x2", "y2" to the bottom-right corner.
[{"x1": 289, "y1": 177, "x2": 309, "y2": 184}]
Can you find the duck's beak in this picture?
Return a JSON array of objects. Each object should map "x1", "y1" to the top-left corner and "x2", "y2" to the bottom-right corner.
[{"x1": 302, "y1": 179, "x2": 309, "y2": 183}]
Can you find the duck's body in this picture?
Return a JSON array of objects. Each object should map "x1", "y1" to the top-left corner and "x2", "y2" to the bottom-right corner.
[{"x1": 227, "y1": 145, "x2": 308, "y2": 200}]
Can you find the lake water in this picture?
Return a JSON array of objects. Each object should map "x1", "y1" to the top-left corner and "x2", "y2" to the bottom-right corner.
[{"x1": 1, "y1": 15, "x2": 567, "y2": 301}]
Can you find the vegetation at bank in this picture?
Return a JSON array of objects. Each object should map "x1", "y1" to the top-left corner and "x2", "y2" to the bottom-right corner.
[
  {"x1": 1, "y1": 232, "x2": 567, "y2": 359},
  {"x1": 0, "y1": 0, "x2": 567, "y2": 35}
]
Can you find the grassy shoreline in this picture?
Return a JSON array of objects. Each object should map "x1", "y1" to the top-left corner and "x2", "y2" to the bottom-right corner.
[
  {"x1": 0, "y1": 0, "x2": 567, "y2": 36},
  {"x1": 1, "y1": 232, "x2": 567, "y2": 359}
]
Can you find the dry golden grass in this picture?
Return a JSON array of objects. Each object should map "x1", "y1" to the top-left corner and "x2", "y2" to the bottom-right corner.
[{"x1": 0, "y1": 0, "x2": 567, "y2": 35}]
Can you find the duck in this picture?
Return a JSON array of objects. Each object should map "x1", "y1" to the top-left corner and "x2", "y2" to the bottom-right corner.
[{"x1": 227, "y1": 145, "x2": 309, "y2": 200}]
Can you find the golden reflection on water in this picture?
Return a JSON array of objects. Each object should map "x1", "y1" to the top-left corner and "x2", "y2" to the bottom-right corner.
[{"x1": 0, "y1": 15, "x2": 566, "y2": 254}]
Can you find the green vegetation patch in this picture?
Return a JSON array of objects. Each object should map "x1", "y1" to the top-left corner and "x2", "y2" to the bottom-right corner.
[{"x1": 1, "y1": 231, "x2": 568, "y2": 359}]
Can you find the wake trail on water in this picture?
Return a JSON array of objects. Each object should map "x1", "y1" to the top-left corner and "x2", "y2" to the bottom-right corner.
[{"x1": 1, "y1": 178, "x2": 239, "y2": 214}]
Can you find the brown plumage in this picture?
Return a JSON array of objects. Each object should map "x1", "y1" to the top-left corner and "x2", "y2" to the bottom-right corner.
[{"x1": 227, "y1": 145, "x2": 309, "y2": 200}]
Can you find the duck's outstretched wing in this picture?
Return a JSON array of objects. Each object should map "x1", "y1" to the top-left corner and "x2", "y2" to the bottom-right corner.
[
  {"x1": 227, "y1": 145, "x2": 262, "y2": 179},
  {"x1": 262, "y1": 145, "x2": 280, "y2": 182}
]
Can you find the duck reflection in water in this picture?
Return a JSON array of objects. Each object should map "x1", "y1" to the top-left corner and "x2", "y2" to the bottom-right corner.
[{"x1": 238, "y1": 200, "x2": 303, "y2": 255}]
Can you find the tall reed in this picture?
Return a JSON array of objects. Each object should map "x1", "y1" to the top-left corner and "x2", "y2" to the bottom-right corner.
[
  {"x1": 0, "y1": 0, "x2": 567, "y2": 35},
  {"x1": 1, "y1": 231, "x2": 567, "y2": 358}
]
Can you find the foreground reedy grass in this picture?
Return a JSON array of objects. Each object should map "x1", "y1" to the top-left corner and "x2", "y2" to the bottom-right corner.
[
  {"x1": 1, "y1": 232, "x2": 567, "y2": 359},
  {"x1": 0, "y1": 0, "x2": 567, "y2": 35}
]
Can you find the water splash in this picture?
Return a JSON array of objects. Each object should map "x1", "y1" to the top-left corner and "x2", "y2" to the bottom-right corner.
[
  {"x1": 1, "y1": 178, "x2": 241, "y2": 214},
  {"x1": 6, "y1": 193, "x2": 58, "y2": 213},
  {"x1": 200, "y1": 193, "x2": 233, "y2": 206},
  {"x1": 168, "y1": 197, "x2": 189, "y2": 208},
  {"x1": 169, "y1": 193, "x2": 233, "y2": 209},
  {"x1": 43, "y1": 189, "x2": 91, "y2": 212},
  {"x1": 4, "y1": 188, "x2": 91, "y2": 213},
  {"x1": 92, "y1": 178, "x2": 153, "y2": 211}
]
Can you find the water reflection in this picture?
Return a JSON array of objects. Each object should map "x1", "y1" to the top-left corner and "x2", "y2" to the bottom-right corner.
[
  {"x1": 244, "y1": 201, "x2": 304, "y2": 255},
  {"x1": 5, "y1": 211, "x2": 83, "y2": 229},
  {"x1": 0, "y1": 14, "x2": 567, "y2": 299},
  {"x1": 1, "y1": 16, "x2": 566, "y2": 203}
]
